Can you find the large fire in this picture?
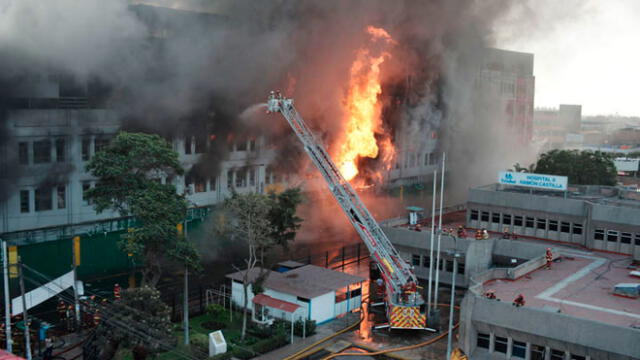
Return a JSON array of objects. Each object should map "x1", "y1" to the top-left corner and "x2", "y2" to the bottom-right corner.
[{"x1": 336, "y1": 26, "x2": 396, "y2": 182}]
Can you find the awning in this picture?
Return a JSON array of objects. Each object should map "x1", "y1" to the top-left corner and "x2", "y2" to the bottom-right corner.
[
  {"x1": 0, "y1": 350, "x2": 25, "y2": 360},
  {"x1": 252, "y1": 294, "x2": 300, "y2": 313}
]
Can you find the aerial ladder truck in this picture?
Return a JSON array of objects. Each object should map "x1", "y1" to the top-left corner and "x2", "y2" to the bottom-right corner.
[{"x1": 267, "y1": 91, "x2": 427, "y2": 329}]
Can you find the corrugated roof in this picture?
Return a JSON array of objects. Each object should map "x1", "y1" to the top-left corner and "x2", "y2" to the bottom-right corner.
[
  {"x1": 226, "y1": 264, "x2": 365, "y2": 299},
  {"x1": 252, "y1": 294, "x2": 300, "y2": 313}
]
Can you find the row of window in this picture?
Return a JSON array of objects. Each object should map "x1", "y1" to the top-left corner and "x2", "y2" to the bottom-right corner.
[
  {"x1": 411, "y1": 254, "x2": 465, "y2": 275},
  {"x1": 184, "y1": 136, "x2": 258, "y2": 155},
  {"x1": 470, "y1": 210, "x2": 583, "y2": 235},
  {"x1": 20, "y1": 182, "x2": 98, "y2": 213},
  {"x1": 477, "y1": 333, "x2": 586, "y2": 360},
  {"x1": 395, "y1": 151, "x2": 439, "y2": 170},
  {"x1": 594, "y1": 229, "x2": 640, "y2": 245},
  {"x1": 17, "y1": 136, "x2": 111, "y2": 165}
]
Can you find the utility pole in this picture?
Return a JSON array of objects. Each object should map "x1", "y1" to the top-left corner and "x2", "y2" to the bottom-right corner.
[
  {"x1": 18, "y1": 260, "x2": 32, "y2": 360},
  {"x1": 427, "y1": 169, "x2": 437, "y2": 313},
  {"x1": 72, "y1": 236, "x2": 81, "y2": 330},
  {"x1": 446, "y1": 252, "x2": 460, "y2": 360},
  {"x1": 183, "y1": 220, "x2": 189, "y2": 346},
  {"x1": 2, "y1": 240, "x2": 12, "y2": 353},
  {"x1": 434, "y1": 152, "x2": 446, "y2": 309}
]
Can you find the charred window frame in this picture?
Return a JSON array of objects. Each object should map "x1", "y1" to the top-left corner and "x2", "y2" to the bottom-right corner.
[
  {"x1": 194, "y1": 135, "x2": 206, "y2": 154},
  {"x1": 33, "y1": 139, "x2": 51, "y2": 164},
  {"x1": 82, "y1": 182, "x2": 94, "y2": 206},
  {"x1": 82, "y1": 138, "x2": 91, "y2": 161},
  {"x1": 35, "y1": 187, "x2": 52, "y2": 212},
  {"x1": 209, "y1": 176, "x2": 216, "y2": 192},
  {"x1": 185, "y1": 136, "x2": 192, "y2": 154},
  {"x1": 249, "y1": 168, "x2": 256, "y2": 187},
  {"x1": 470, "y1": 210, "x2": 478, "y2": 221},
  {"x1": 227, "y1": 170, "x2": 234, "y2": 189},
  {"x1": 236, "y1": 140, "x2": 247, "y2": 152},
  {"x1": 55, "y1": 138, "x2": 66, "y2": 162},
  {"x1": 19, "y1": 142, "x2": 29, "y2": 165},
  {"x1": 94, "y1": 137, "x2": 110, "y2": 154},
  {"x1": 236, "y1": 168, "x2": 247, "y2": 188},
  {"x1": 57, "y1": 186, "x2": 66, "y2": 209},
  {"x1": 20, "y1": 190, "x2": 30, "y2": 213}
]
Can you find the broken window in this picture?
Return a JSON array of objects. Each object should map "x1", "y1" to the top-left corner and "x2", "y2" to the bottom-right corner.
[
  {"x1": 20, "y1": 190, "x2": 30, "y2": 213},
  {"x1": 249, "y1": 138, "x2": 256, "y2": 152},
  {"x1": 35, "y1": 187, "x2": 52, "y2": 211},
  {"x1": 236, "y1": 140, "x2": 247, "y2": 151},
  {"x1": 55, "y1": 138, "x2": 66, "y2": 162},
  {"x1": 209, "y1": 176, "x2": 216, "y2": 191},
  {"x1": 227, "y1": 170, "x2": 234, "y2": 189},
  {"x1": 33, "y1": 139, "x2": 51, "y2": 164},
  {"x1": 195, "y1": 177, "x2": 206, "y2": 193},
  {"x1": 82, "y1": 182, "x2": 93, "y2": 206},
  {"x1": 19, "y1": 142, "x2": 29, "y2": 165},
  {"x1": 82, "y1": 138, "x2": 91, "y2": 161},
  {"x1": 235, "y1": 168, "x2": 247, "y2": 187},
  {"x1": 194, "y1": 135, "x2": 206, "y2": 154},
  {"x1": 57, "y1": 186, "x2": 66, "y2": 209},
  {"x1": 94, "y1": 137, "x2": 110, "y2": 154},
  {"x1": 249, "y1": 168, "x2": 256, "y2": 187}
]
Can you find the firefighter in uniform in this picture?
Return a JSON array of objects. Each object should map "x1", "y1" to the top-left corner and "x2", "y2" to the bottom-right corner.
[
  {"x1": 513, "y1": 294, "x2": 525, "y2": 307},
  {"x1": 0, "y1": 322, "x2": 5, "y2": 349},
  {"x1": 113, "y1": 283, "x2": 121, "y2": 300},
  {"x1": 66, "y1": 305, "x2": 75, "y2": 332},
  {"x1": 93, "y1": 310, "x2": 102, "y2": 327},
  {"x1": 484, "y1": 289, "x2": 497, "y2": 300},
  {"x1": 57, "y1": 300, "x2": 66, "y2": 322},
  {"x1": 545, "y1": 248, "x2": 553, "y2": 269}
]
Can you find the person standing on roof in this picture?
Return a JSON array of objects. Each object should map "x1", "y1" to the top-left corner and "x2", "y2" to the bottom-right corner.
[
  {"x1": 513, "y1": 294, "x2": 525, "y2": 307},
  {"x1": 502, "y1": 227, "x2": 510, "y2": 239},
  {"x1": 545, "y1": 248, "x2": 553, "y2": 269},
  {"x1": 457, "y1": 225, "x2": 466, "y2": 238},
  {"x1": 482, "y1": 228, "x2": 489, "y2": 240}
]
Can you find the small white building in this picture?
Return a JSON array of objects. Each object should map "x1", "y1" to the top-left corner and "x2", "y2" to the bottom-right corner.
[{"x1": 226, "y1": 264, "x2": 365, "y2": 324}]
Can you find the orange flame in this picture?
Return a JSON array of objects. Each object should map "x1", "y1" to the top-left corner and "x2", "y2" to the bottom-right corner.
[{"x1": 337, "y1": 26, "x2": 395, "y2": 181}]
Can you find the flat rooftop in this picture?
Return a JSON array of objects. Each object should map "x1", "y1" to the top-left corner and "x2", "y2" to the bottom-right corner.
[{"x1": 485, "y1": 249, "x2": 640, "y2": 328}]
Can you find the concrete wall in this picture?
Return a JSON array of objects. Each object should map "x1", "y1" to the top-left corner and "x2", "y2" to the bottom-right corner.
[
  {"x1": 311, "y1": 292, "x2": 335, "y2": 324},
  {"x1": 460, "y1": 294, "x2": 640, "y2": 359}
]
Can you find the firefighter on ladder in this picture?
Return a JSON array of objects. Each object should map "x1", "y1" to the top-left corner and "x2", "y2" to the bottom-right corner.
[
  {"x1": 545, "y1": 248, "x2": 553, "y2": 269},
  {"x1": 402, "y1": 281, "x2": 417, "y2": 303},
  {"x1": 113, "y1": 283, "x2": 122, "y2": 300}
]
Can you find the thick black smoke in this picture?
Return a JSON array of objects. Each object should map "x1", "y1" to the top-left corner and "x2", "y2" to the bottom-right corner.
[{"x1": 0, "y1": 0, "x2": 538, "y2": 202}]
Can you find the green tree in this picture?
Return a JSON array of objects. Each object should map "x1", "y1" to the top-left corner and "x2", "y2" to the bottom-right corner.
[
  {"x1": 267, "y1": 188, "x2": 303, "y2": 250},
  {"x1": 86, "y1": 132, "x2": 199, "y2": 287},
  {"x1": 95, "y1": 287, "x2": 173, "y2": 360},
  {"x1": 533, "y1": 149, "x2": 617, "y2": 186},
  {"x1": 221, "y1": 189, "x2": 303, "y2": 341}
]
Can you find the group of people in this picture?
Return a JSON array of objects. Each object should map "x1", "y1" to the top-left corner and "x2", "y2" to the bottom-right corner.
[
  {"x1": 474, "y1": 228, "x2": 490, "y2": 240},
  {"x1": 484, "y1": 290, "x2": 527, "y2": 307}
]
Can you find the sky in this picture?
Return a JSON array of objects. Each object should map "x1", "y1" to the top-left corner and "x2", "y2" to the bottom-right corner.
[{"x1": 494, "y1": 0, "x2": 640, "y2": 116}]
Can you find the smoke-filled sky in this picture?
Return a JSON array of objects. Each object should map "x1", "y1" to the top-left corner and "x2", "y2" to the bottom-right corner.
[{"x1": 494, "y1": 0, "x2": 640, "y2": 116}]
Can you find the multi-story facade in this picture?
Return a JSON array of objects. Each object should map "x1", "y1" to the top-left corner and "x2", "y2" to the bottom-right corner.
[{"x1": 533, "y1": 104, "x2": 583, "y2": 150}]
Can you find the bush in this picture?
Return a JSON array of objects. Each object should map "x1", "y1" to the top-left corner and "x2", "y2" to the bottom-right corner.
[
  {"x1": 210, "y1": 352, "x2": 233, "y2": 360},
  {"x1": 293, "y1": 319, "x2": 316, "y2": 337},
  {"x1": 206, "y1": 304, "x2": 227, "y2": 318},
  {"x1": 190, "y1": 333, "x2": 209, "y2": 354},
  {"x1": 230, "y1": 345, "x2": 255, "y2": 360},
  {"x1": 252, "y1": 333, "x2": 288, "y2": 354}
]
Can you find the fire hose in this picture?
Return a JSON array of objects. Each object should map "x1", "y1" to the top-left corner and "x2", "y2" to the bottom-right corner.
[{"x1": 285, "y1": 303, "x2": 460, "y2": 360}]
